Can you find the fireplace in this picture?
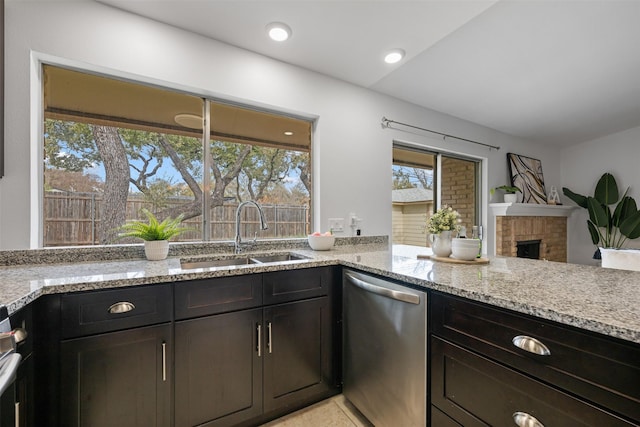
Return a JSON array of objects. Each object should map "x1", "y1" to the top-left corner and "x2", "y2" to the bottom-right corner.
[
  {"x1": 517, "y1": 239, "x2": 541, "y2": 259},
  {"x1": 491, "y1": 203, "x2": 575, "y2": 263}
]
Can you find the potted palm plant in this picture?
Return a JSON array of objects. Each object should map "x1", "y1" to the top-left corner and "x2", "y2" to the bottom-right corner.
[
  {"x1": 491, "y1": 185, "x2": 521, "y2": 203},
  {"x1": 118, "y1": 209, "x2": 189, "y2": 260},
  {"x1": 563, "y1": 172, "x2": 640, "y2": 263}
]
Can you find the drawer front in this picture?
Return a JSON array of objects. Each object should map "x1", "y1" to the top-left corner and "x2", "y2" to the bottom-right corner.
[
  {"x1": 61, "y1": 284, "x2": 172, "y2": 339},
  {"x1": 432, "y1": 406, "x2": 463, "y2": 427},
  {"x1": 174, "y1": 275, "x2": 262, "y2": 320},
  {"x1": 431, "y1": 292, "x2": 640, "y2": 422},
  {"x1": 431, "y1": 337, "x2": 636, "y2": 427},
  {"x1": 263, "y1": 267, "x2": 331, "y2": 305}
]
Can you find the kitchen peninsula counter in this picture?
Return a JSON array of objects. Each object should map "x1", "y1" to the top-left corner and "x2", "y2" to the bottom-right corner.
[{"x1": 1, "y1": 241, "x2": 639, "y2": 345}]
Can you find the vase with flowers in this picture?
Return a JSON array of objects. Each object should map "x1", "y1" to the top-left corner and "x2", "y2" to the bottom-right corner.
[{"x1": 427, "y1": 206, "x2": 461, "y2": 257}]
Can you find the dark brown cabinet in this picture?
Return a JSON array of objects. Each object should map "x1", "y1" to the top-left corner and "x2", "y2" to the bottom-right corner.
[
  {"x1": 28, "y1": 266, "x2": 339, "y2": 427},
  {"x1": 430, "y1": 292, "x2": 640, "y2": 426},
  {"x1": 263, "y1": 297, "x2": 333, "y2": 413},
  {"x1": 60, "y1": 324, "x2": 172, "y2": 427},
  {"x1": 175, "y1": 308, "x2": 263, "y2": 427},
  {"x1": 174, "y1": 267, "x2": 338, "y2": 427},
  {"x1": 57, "y1": 284, "x2": 173, "y2": 427},
  {"x1": 432, "y1": 337, "x2": 636, "y2": 426}
]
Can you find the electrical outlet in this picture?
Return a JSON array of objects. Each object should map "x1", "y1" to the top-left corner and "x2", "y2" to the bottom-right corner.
[{"x1": 328, "y1": 218, "x2": 344, "y2": 232}]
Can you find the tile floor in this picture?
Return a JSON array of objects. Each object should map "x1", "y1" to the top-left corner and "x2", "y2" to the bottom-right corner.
[{"x1": 261, "y1": 395, "x2": 373, "y2": 427}]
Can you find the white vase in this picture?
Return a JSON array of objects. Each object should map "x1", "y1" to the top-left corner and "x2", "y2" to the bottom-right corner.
[
  {"x1": 504, "y1": 193, "x2": 518, "y2": 203},
  {"x1": 429, "y1": 230, "x2": 453, "y2": 258},
  {"x1": 144, "y1": 240, "x2": 169, "y2": 261},
  {"x1": 600, "y1": 247, "x2": 640, "y2": 271}
]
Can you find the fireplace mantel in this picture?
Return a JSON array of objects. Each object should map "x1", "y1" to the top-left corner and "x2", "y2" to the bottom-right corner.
[{"x1": 490, "y1": 203, "x2": 577, "y2": 217}]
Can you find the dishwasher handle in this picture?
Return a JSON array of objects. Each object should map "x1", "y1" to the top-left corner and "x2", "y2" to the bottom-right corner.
[{"x1": 345, "y1": 273, "x2": 420, "y2": 305}]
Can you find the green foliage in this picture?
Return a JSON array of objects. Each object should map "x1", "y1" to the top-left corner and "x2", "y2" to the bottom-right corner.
[
  {"x1": 45, "y1": 120, "x2": 98, "y2": 171},
  {"x1": 118, "y1": 209, "x2": 188, "y2": 241},
  {"x1": 392, "y1": 166, "x2": 433, "y2": 190},
  {"x1": 562, "y1": 187, "x2": 588, "y2": 208},
  {"x1": 563, "y1": 173, "x2": 640, "y2": 249},
  {"x1": 490, "y1": 185, "x2": 521, "y2": 196},
  {"x1": 45, "y1": 119, "x2": 310, "y2": 227}
]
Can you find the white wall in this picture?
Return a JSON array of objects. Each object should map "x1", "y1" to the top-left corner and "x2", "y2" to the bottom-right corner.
[
  {"x1": 561, "y1": 125, "x2": 640, "y2": 265},
  {"x1": 1, "y1": 0, "x2": 561, "y2": 253}
]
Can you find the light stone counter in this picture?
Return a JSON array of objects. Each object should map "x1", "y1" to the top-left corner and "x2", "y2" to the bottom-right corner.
[{"x1": 1, "y1": 240, "x2": 639, "y2": 345}]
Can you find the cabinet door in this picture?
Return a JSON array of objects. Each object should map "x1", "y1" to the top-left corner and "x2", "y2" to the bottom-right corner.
[
  {"x1": 60, "y1": 324, "x2": 172, "y2": 427},
  {"x1": 174, "y1": 308, "x2": 263, "y2": 427},
  {"x1": 263, "y1": 297, "x2": 333, "y2": 413}
]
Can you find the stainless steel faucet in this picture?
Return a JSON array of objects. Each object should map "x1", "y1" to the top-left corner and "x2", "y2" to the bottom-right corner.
[{"x1": 234, "y1": 201, "x2": 269, "y2": 254}]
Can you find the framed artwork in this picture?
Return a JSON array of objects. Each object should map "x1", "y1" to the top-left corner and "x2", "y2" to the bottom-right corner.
[{"x1": 507, "y1": 153, "x2": 547, "y2": 204}]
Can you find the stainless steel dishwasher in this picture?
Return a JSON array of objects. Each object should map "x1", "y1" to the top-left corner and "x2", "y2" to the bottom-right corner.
[{"x1": 343, "y1": 269, "x2": 427, "y2": 427}]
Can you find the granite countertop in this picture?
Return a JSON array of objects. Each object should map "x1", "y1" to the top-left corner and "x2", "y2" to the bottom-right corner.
[{"x1": 1, "y1": 241, "x2": 639, "y2": 345}]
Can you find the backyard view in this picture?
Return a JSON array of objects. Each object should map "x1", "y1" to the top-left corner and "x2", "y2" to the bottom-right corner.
[
  {"x1": 392, "y1": 146, "x2": 479, "y2": 247},
  {"x1": 43, "y1": 65, "x2": 311, "y2": 246}
]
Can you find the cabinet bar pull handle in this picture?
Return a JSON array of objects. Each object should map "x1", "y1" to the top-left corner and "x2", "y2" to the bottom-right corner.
[
  {"x1": 15, "y1": 402, "x2": 19, "y2": 427},
  {"x1": 513, "y1": 411, "x2": 544, "y2": 427},
  {"x1": 161, "y1": 342, "x2": 167, "y2": 382},
  {"x1": 512, "y1": 335, "x2": 551, "y2": 356},
  {"x1": 267, "y1": 322, "x2": 273, "y2": 354},
  {"x1": 108, "y1": 301, "x2": 135, "y2": 314},
  {"x1": 257, "y1": 324, "x2": 262, "y2": 357}
]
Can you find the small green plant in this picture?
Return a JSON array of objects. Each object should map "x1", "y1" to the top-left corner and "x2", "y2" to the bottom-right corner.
[
  {"x1": 490, "y1": 185, "x2": 521, "y2": 196},
  {"x1": 118, "y1": 209, "x2": 188, "y2": 241},
  {"x1": 563, "y1": 172, "x2": 640, "y2": 256}
]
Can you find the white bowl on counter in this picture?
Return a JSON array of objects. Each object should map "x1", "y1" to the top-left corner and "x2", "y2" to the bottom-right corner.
[
  {"x1": 308, "y1": 234, "x2": 335, "y2": 251},
  {"x1": 451, "y1": 238, "x2": 480, "y2": 260}
]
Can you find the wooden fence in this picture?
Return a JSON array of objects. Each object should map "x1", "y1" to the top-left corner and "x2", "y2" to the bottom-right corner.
[{"x1": 44, "y1": 192, "x2": 310, "y2": 246}]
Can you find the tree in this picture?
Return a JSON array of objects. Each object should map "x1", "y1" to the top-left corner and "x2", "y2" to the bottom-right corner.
[
  {"x1": 44, "y1": 119, "x2": 310, "y2": 243},
  {"x1": 393, "y1": 166, "x2": 433, "y2": 190},
  {"x1": 44, "y1": 169, "x2": 103, "y2": 193},
  {"x1": 92, "y1": 125, "x2": 129, "y2": 244}
]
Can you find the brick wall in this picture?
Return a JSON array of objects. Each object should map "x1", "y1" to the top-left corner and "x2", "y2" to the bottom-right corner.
[
  {"x1": 495, "y1": 216, "x2": 567, "y2": 262},
  {"x1": 441, "y1": 157, "x2": 476, "y2": 233}
]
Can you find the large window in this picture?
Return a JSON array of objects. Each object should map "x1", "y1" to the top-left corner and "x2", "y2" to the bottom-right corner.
[
  {"x1": 43, "y1": 65, "x2": 311, "y2": 246},
  {"x1": 392, "y1": 144, "x2": 480, "y2": 247}
]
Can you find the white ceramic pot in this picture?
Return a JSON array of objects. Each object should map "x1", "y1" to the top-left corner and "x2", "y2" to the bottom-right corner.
[
  {"x1": 144, "y1": 240, "x2": 169, "y2": 261},
  {"x1": 504, "y1": 193, "x2": 518, "y2": 203},
  {"x1": 600, "y1": 247, "x2": 640, "y2": 271},
  {"x1": 429, "y1": 231, "x2": 453, "y2": 258}
]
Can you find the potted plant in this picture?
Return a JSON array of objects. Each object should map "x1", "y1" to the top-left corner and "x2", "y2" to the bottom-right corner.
[
  {"x1": 491, "y1": 185, "x2": 521, "y2": 203},
  {"x1": 426, "y1": 206, "x2": 461, "y2": 258},
  {"x1": 118, "y1": 208, "x2": 189, "y2": 260},
  {"x1": 563, "y1": 172, "x2": 640, "y2": 260}
]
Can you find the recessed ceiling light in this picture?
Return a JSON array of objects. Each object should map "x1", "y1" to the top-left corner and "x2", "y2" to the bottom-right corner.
[
  {"x1": 174, "y1": 113, "x2": 203, "y2": 130},
  {"x1": 266, "y1": 22, "x2": 292, "y2": 42},
  {"x1": 284, "y1": 131, "x2": 294, "y2": 136},
  {"x1": 384, "y1": 48, "x2": 405, "y2": 64}
]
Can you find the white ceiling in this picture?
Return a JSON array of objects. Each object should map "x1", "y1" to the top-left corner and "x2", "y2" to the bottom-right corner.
[{"x1": 97, "y1": 0, "x2": 640, "y2": 148}]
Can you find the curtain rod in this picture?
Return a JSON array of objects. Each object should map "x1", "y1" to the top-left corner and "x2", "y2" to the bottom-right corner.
[{"x1": 381, "y1": 117, "x2": 500, "y2": 151}]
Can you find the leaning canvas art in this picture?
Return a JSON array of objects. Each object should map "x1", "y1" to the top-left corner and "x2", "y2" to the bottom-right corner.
[{"x1": 507, "y1": 153, "x2": 547, "y2": 204}]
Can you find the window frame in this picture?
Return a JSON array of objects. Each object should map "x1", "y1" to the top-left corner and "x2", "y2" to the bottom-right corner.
[
  {"x1": 392, "y1": 141, "x2": 486, "y2": 245},
  {"x1": 38, "y1": 60, "x2": 314, "y2": 247}
]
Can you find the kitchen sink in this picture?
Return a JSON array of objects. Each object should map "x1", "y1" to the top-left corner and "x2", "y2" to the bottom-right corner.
[
  {"x1": 249, "y1": 253, "x2": 308, "y2": 263},
  {"x1": 180, "y1": 253, "x2": 309, "y2": 270},
  {"x1": 180, "y1": 257, "x2": 252, "y2": 270}
]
